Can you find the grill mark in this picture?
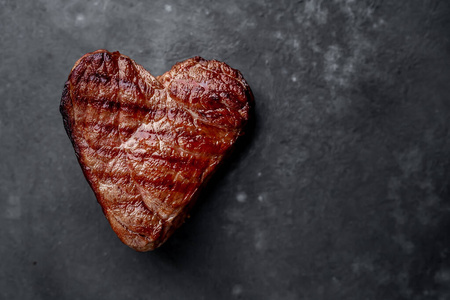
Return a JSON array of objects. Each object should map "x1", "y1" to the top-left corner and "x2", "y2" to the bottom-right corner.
[
  {"x1": 149, "y1": 152, "x2": 209, "y2": 170},
  {"x1": 82, "y1": 142, "x2": 210, "y2": 181},
  {"x1": 78, "y1": 120, "x2": 232, "y2": 176},
  {"x1": 177, "y1": 134, "x2": 232, "y2": 155},
  {"x1": 166, "y1": 65, "x2": 247, "y2": 109},
  {"x1": 90, "y1": 168, "x2": 202, "y2": 194},
  {"x1": 97, "y1": 171, "x2": 133, "y2": 189},
  {"x1": 173, "y1": 102, "x2": 234, "y2": 130},
  {"x1": 83, "y1": 140, "x2": 120, "y2": 160},
  {"x1": 80, "y1": 119, "x2": 137, "y2": 137},
  {"x1": 129, "y1": 151, "x2": 207, "y2": 180},
  {"x1": 72, "y1": 82, "x2": 242, "y2": 135},
  {"x1": 70, "y1": 63, "x2": 157, "y2": 106},
  {"x1": 133, "y1": 172, "x2": 200, "y2": 195},
  {"x1": 74, "y1": 93, "x2": 157, "y2": 116},
  {"x1": 139, "y1": 187, "x2": 192, "y2": 211},
  {"x1": 167, "y1": 87, "x2": 245, "y2": 131},
  {"x1": 78, "y1": 145, "x2": 121, "y2": 164},
  {"x1": 131, "y1": 158, "x2": 205, "y2": 186},
  {"x1": 81, "y1": 124, "x2": 120, "y2": 152},
  {"x1": 76, "y1": 71, "x2": 156, "y2": 100},
  {"x1": 196, "y1": 64, "x2": 250, "y2": 100},
  {"x1": 79, "y1": 146, "x2": 128, "y2": 178},
  {"x1": 79, "y1": 114, "x2": 226, "y2": 161},
  {"x1": 127, "y1": 149, "x2": 208, "y2": 168},
  {"x1": 103, "y1": 174, "x2": 180, "y2": 220}
]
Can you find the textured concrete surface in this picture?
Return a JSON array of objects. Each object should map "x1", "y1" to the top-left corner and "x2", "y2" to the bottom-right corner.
[{"x1": 1, "y1": 0, "x2": 450, "y2": 299}]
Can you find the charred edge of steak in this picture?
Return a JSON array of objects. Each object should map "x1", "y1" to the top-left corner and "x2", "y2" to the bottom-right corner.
[{"x1": 60, "y1": 81, "x2": 80, "y2": 159}]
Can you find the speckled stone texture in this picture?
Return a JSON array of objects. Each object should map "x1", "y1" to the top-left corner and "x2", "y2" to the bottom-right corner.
[{"x1": 1, "y1": 1, "x2": 450, "y2": 299}]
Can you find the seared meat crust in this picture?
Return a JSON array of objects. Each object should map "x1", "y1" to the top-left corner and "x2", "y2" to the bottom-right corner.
[{"x1": 60, "y1": 50, "x2": 253, "y2": 251}]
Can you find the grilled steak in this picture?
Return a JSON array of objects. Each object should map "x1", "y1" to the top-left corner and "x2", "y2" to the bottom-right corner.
[{"x1": 60, "y1": 50, "x2": 253, "y2": 251}]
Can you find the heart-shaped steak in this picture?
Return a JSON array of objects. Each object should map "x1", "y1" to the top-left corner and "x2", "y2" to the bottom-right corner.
[{"x1": 60, "y1": 50, "x2": 253, "y2": 251}]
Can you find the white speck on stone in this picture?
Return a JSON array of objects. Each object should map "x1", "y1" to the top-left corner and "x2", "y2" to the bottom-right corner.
[
  {"x1": 257, "y1": 172, "x2": 262, "y2": 177},
  {"x1": 232, "y1": 284, "x2": 243, "y2": 296},
  {"x1": 164, "y1": 5, "x2": 172, "y2": 12},
  {"x1": 236, "y1": 192, "x2": 247, "y2": 203},
  {"x1": 257, "y1": 195, "x2": 264, "y2": 202},
  {"x1": 75, "y1": 13, "x2": 85, "y2": 24},
  {"x1": 291, "y1": 75, "x2": 297, "y2": 82}
]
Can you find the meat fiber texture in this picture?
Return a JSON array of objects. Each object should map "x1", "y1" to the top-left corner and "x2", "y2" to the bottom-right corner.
[{"x1": 60, "y1": 50, "x2": 253, "y2": 251}]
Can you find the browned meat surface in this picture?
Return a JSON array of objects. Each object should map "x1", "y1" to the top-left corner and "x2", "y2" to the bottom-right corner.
[{"x1": 60, "y1": 50, "x2": 253, "y2": 251}]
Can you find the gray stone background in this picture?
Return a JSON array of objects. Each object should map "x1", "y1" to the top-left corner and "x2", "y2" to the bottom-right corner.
[{"x1": 1, "y1": 0, "x2": 450, "y2": 299}]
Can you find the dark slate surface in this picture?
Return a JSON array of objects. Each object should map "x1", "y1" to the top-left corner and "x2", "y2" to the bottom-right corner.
[{"x1": 1, "y1": 1, "x2": 450, "y2": 299}]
